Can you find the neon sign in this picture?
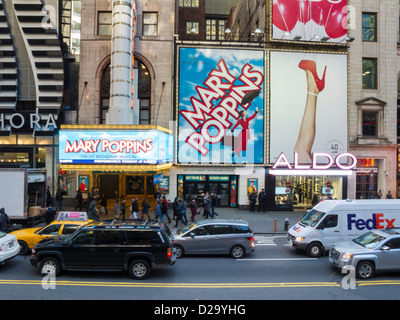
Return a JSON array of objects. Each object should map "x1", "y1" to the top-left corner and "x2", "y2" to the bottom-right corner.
[{"x1": 270, "y1": 152, "x2": 357, "y2": 176}]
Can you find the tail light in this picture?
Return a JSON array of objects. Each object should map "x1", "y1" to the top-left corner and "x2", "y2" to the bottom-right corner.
[
  {"x1": 246, "y1": 237, "x2": 254, "y2": 242},
  {"x1": 167, "y1": 247, "x2": 172, "y2": 259}
]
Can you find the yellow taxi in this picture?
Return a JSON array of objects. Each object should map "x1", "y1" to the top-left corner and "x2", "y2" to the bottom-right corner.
[{"x1": 10, "y1": 212, "x2": 93, "y2": 255}]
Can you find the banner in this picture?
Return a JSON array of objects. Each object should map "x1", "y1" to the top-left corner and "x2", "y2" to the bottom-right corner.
[
  {"x1": 272, "y1": 0, "x2": 348, "y2": 43},
  {"x1": 269, "y1": 51, "x2": 348, "y2": 165},
  {"x1": 177, "y1": 47, "x2": 265, "y2": 165}
]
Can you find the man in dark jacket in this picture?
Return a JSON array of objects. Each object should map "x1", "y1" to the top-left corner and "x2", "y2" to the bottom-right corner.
[{"x1": 44, "y1": 205, "x2": 57, "y2": 225}]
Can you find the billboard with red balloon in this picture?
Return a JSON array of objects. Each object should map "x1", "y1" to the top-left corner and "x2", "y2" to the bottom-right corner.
[{"x1": 272, "y1": 0, "x2": 348, "y2": 43}]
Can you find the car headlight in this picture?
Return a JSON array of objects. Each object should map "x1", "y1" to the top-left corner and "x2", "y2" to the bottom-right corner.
[
  {"x1": 342, "y1": 252, "x2": 353, "y2": 260},
  {"x1": 295, "y1": 237, "x2": 305, "y2": 242}
]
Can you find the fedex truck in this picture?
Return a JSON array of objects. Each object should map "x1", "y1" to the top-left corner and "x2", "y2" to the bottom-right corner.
[{"x1": 288, "y1": 199, "x2": 400, "y2": 257}]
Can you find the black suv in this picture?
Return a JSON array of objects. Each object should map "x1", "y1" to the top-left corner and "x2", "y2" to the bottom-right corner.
[{"x1": 30, "y1": 219, "x2": 176, "y2": 279}]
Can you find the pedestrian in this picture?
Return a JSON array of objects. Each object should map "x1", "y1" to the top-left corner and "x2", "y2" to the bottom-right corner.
[
  {"x1": 174, "y1": 199, "x2": 186, "y2": 227},
  {"x1": 154, "y1": 189, "x2": 161, "y2": 202},
  {"x1": 75, "y1": 189, "x2": 83, "y2": 211},
  {"x1": 258, "y1": 188, "x2": 266, "y2": 212},
  {"x1": 172, "y1": 197, "x2": 179, "y2": 220},
  {"x1": 210, "y1": 192, "x2": 218, "y2": 217},
  {"x1": 100, "y1": 193, "x2": 108, "y2": 215},
  {"x1": 190, "y1": 198, "x2": 197, "y2": 222},
  {"x1": 249, "y1": 190, "x2": 257, "y2": 212},
  {"x1": 120, "y1": 195, "x2": 126, "y2": 220},
  {"x1": 0, "y1": 208, "x2": 6, "y2": 233},
  {"x1": 161, "y1": 196, "x2": 172, "y2": 223},
  {"x1": 55, "y1": 187, "x2": 63, "y2": 211},
  {"x1": 155, "y1": 199, "x2": 165, "y2": 223},
  {"x1": 312, "y1": 193, "x2": 319, "y2": 206},
  {"x1": 182, "y1": 199, "x2": 188, "y2": 224},
  {"x1": 88, "y1": 197, "x2": 100, "y2": 221},
  {"x1": 46, "y1": 186, "x2": 52, "y2": 207},
  {"x1": 141, "y1": 198, "x2": 151, "y2": 220},
  {"x1": 44, "y1": 205, "x2": 57, "y2": 225},
  {"x1": 113, "y1": 198, "x2": 120, "y2": 219},
  {"x1": 386, "y1": 191, "x2": 394, "y2": 199},
  {"x1": 203, "y1": 194, "x2": 212, "y2": 218},
  {"x1": 130, "y1": 196, "x2": 139, "y2": 220}
]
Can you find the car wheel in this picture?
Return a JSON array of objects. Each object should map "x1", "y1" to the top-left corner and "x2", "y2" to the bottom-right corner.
[
  {"x1": 306, "y1": 242, "x2": 323, "y2": 258},
  {"x1": 174, "y1": 245, "x2": 184, "y2": 258},
  {"x1": 18, "y1": 241, "x2": 29, "y2": 255},
  {"x1": 129, "y1": 259, "x2": 151, "y2": 280},
  {"x1": 39, "y1": 257, "x2": 61, "y2": 276},
  {"x1": 356, "y1": 261, "x2": 375, "y2": 279},
  {"x1": 230, "y1": 245, "x2": 245, "y2": 259}
]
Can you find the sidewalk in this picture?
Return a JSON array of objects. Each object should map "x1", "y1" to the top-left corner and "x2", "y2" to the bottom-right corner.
[{"x1": 91, "y1": 206, "x2": 306, "y2": 235}]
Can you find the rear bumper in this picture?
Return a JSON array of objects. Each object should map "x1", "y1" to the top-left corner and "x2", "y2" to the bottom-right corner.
[{"x1": 0, "y1": 243, "x2": 20, "y2": 263}]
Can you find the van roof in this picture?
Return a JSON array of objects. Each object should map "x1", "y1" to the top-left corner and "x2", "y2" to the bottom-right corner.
[
  {"x1": 197, "y1": 219, "x2": 249, "y2": 226},
  {"x1": 315, "y1": 199, "x2": 400, "y2": 212}
]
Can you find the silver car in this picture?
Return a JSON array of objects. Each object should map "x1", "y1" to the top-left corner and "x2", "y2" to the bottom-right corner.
[
  {"x1": 329, "y1": 228, "x2": 400, "y2": 279},
  {"x1": 173, "y1": 219, "x2": 255, "y2": 259}
]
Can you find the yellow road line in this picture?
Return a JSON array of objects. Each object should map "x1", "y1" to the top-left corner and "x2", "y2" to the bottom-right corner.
[{"x1": 0, "y1": 279, "x2": 400, "y2": 288}]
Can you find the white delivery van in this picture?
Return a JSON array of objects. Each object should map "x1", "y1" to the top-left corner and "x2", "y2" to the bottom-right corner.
[{"x1": 288, "y1": 199, "x2": 400, "y2": 257}]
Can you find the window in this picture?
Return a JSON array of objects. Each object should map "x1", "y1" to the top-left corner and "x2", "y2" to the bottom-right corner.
[
  {"x1": 72, "y1": 230, "x2": 95, "y2": 245},
  {"x1": 40, "y1": 224, "x2": 61, "y2": 235},
  {"x1": 206, "y1": 19, "x2": 227, "y2": 41},
  {"x1": 362, "y1": 13, "x2": 377, "y2": 42},
  {"x1": 99, "y1": 231, "x2": 121, "y2": 245},
  {"x1": 125, "y1": 231, "x2": 162, "y2": 245},
  {"x1": 98, "y1": 12, "x2": 112, "y2": 36},
  {"x1": 209, "y1": 225, "x2": 233, "y2": 235},
  {"x1": 186, "y1": 22, "x2": 199, "y2": 34},
  {"x1": 362, "y1": 112, "x2": 378, "y2": 136},
  {"x1": 362, "y1": 58, "x2": 377, "y2": 89},
  {"x1": 384, "y1": 238, "x2": 400, "y2": 250},
  {"x1": 62, "y1": 225, "x2": 80, "y2": 235},
  {"x1": 179, "y1": 0, "x2": 199, "y2": 7},
  {"x1": 320, "y1": 215, "x2": 338, "y2": 229},
  {"x1": 143, "y1": 12, "x2": 158, "y2": 37}
]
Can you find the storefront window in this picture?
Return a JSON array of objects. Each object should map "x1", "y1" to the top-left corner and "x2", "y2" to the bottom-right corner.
[{"x1": 275, "y1": 176, "x2": 343, "y2": 209}]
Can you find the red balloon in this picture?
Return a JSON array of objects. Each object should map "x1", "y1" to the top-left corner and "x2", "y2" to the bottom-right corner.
[
  {"x1": 272, "y1": 0, "x2": 299, "y2": 32},
  {"x1": 324, "y1": 0, "x2": 348, "y2": 38},
  {"x1": 298, "y1": 0, "x2": 311, "y2": 24},
  {"x1": 311, "y1": 0, "x2": 332, "y2": 26}
]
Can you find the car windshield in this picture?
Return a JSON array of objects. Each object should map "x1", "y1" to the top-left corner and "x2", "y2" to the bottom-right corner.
[
  {"x1": 353, "y1": 231, "x2": 388, "y2": 249},
  {"x1": 61, "y1": 225, "x2": 85, "y2": 243},
  {"x1": 301, "y1": 209, "x2": 326, "y2": 227},
  {"x1": 177, "y1": 223, "x2": 198, "y2": 235},
  {"x1": 0, "y1": 231, "x2": 6, "y2": 238}
]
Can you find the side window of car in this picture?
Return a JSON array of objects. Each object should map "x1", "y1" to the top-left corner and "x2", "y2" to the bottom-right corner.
[
  {"x1": 125, "y1": 230, "x2": 162, "y2": 245},
  {"x1": 209, "y1": 225, "x2": 233, "y2": 235},
  {"x1": 235, "y1": 225, "x2": 250, "y2": 234},
  {"x1": 72, "y1": 230, "x2": 95, "y2": 245},
  {"x1": 62, "y1": 225, "x2": 79, "y2": 235},
  {"x1": 321, "y1": 215, "x2": 338, "y2": 228},
  {"x1": 384, "y1": 237, "x2": 400, "y2": 250},
  {"x1": 40, "y1": 224, "x2": 61, "y2": 235},
  {"x1": 99, "y1": 231, "x2": 121, "y2": 245},
  {"x1": 192, "y1": 226, "x2": 208, "y2": 236}
]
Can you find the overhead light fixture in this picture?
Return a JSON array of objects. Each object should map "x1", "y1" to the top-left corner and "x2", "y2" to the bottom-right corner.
[
  {"x1": 254, "y1": 28, "x2": 263, "y2": 34},
  {"x1": 320, "y1": 36, "x2": 330, "y2": 42},
  {"x1": 293, "y1": 35, "x2": 302, "y2": 41},
  {"x1": 311, "y1": 35, "x2": 321, "y2": 41},
  {"x1": 281, "y1": 31, "x2": 290, "y2": 39},
  {"x1": 191, "y1": 27, "x2": 198, "y2": 34},
  {"x1": 346, "y1": 36, "x2": 355, "y2": 42},
  {"x1": 225, "y1": 28, "x2": 232, "y2": 34}
]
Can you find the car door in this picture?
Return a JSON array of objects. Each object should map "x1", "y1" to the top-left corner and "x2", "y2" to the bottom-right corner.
[
  {"x1": 96, "y1": 230, "x2": 125, "y2": 268},
  {"x1": 378, "y1": 237, "x2": 400, "y2": 270},
  {"x1": 63, "y1": 229, "x2": 97, "y2": 268},
  {"x1": 208, "y1": 225, "x2": 235, "y2": 254},
  {"x1": 316, "y1": 214, "x2": 340, "y2": 250},
  {"x1": 184, "y1": 225, "x2": 212, "y2": 254},
  {"x1": 33, "y1": 224, "x2": 61, "y2": 245}
]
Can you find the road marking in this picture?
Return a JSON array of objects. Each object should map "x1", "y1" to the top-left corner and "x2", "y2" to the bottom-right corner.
[
  {"x1": 255, "y1": 235, "x2": 289, "y2": 246},
  {"x1": 0, "y1": 279, "x2": 399, "y2": 289},
  {"x1": 237, "y1": 258, "x2": 318, "y2": 261}
]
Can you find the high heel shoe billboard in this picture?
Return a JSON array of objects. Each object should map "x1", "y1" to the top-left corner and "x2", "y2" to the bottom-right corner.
[
  {"x1": 177, "y1": 47, "x2": 265, "y2": 165},
  {"x1": 272, "y1": 0, "x2": 348, "y2": 43},
  {"x1": 269, "y1": 51, "x2": 348, "y2": 166}
]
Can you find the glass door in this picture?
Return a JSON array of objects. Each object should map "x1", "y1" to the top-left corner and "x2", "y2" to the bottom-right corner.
[{"x1": 220, "y1": 183, "x2": 229, "y2": 206}]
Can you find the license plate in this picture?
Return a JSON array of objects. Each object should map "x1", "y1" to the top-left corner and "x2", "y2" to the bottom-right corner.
[{"x1": 9, "y1": 241, "x2": 14, "y2": 249}]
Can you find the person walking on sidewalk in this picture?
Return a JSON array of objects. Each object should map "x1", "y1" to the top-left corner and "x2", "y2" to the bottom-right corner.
[
  {"x1": 190, "y1": 198, "x2": 197, "y2": 222},
  {"x1": 141, "y1": 198, "x2": 150, "y2": 220},
  {"x1": 174, "y1": 199, "x2": 187, "y2": 227},
  {"x1": 161, "y1": 196, "x2": 171, "y2": 223},
  {"x1": 249, "y1": 190, "x2": 257, "y2": 212},
  {"x1": 258, "y1": 189, "x2": 266, "y2": 212},
  {"x1": 203, "y1": 194, "x2": 212, "y2": 218},
  {"x1": 210, "y1": 192, "x2": 218, "y2": 217}
]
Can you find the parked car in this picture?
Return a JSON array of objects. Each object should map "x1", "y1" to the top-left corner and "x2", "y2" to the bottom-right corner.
[
  {"x1": 329, "y1": 227, "x2": 400, "y2": 279},
  {"x1": 30, "y1": 219, "x2": 176, "y2": 279},
  {"x1": 10, "y1": 213, "x2": 93, "y2": 255},
  {"x1": 0, "y1": 232, "x2": 20, "y2": 264},
  {"x1": 173, "y1": 219, "x2": 255, "y2": 259}
]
